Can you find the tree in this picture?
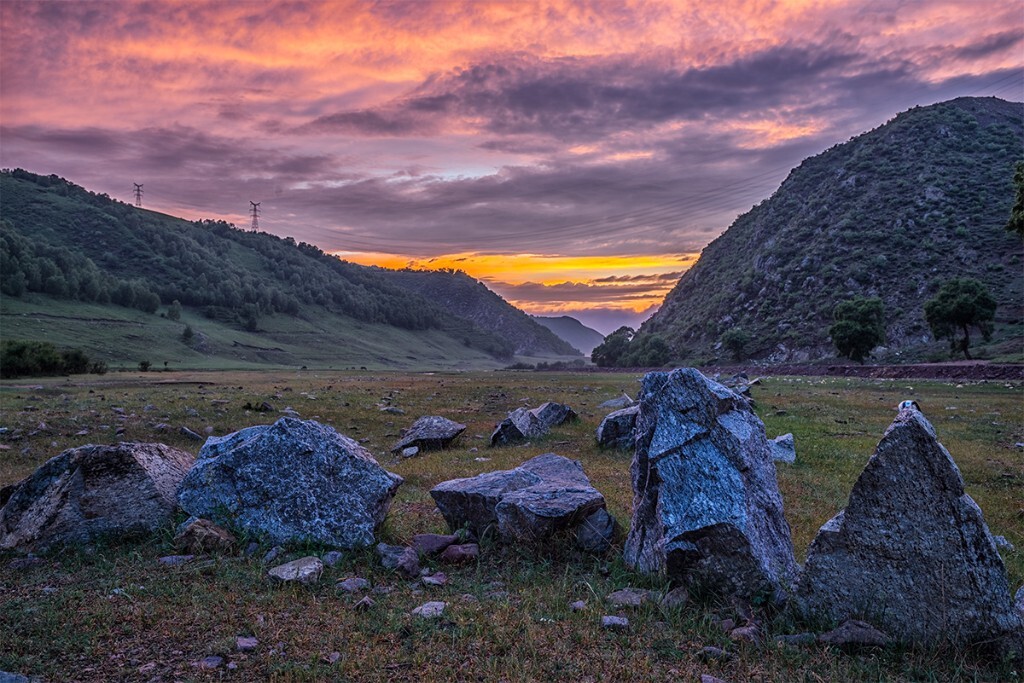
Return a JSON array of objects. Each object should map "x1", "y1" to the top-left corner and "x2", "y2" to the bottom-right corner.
[
  {"x1": 591, "y1": 327, "x2": 634, "y2": 367},
  {"x1": 181, "y1": 325, "x2": 194, "y2": 343},
  {"x1": 1007, "y1": 160, "x2": 1024, "y2": 238},
  {"x1": 721, "y1": 328, "x2": 751, "y2": 362},
  {"x1": 924, "y1": 278, "x2": 996, "y2": 359},
  {"x1": 829, "y1": 296, "x2": 885, "y2": 364},
  {"x1": 167, "y1": 299, "x2": 182, "y2": 321}
]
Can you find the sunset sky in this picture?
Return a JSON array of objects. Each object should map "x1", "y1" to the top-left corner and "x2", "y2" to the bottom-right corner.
[{"x1": 2, "y1": 1, "x2": 1021, "y2": 333}]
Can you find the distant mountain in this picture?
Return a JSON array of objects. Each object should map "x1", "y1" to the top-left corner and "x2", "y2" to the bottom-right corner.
[
  {"x1": 639, "y1": 97, "x2": 1024, "y2": 363},
  {"x1": 384, "y1": 270, "x2": 580, "y2": 357},
  {"x1": 532, "y1": 315, "x2": 605, "y2": 355},
  {"x1": 0, "y1": 170, "x2": 575, "y2": 367}
]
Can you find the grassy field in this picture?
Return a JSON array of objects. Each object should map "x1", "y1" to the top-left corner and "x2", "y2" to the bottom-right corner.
[{"x1": 1, "y1": 369, "x2": 1021, "y2": 682}]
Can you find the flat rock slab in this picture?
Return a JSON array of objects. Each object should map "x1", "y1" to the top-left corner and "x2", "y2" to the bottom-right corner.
[
  {"x1": 337, "y1": 577, "x2": 370, "y2": 593},
  {"x1": 598, "y1": 395, "x2": 634, "y2": 410},
  {"x1": 439, "y1": 543, "x2": 479, "y2": 564},
  {"x1": 818, "y1": 620, "x2": 891, "y2": 649},
  {"x1": 601, "y1": 615, "x2": 629, "y2": 631},
  {"x1": 0, "y1": 442, "x2": 194, "y2": 551},
  {"x1": 606, "y1": 588, "x2": 653, "y2": 609},
  {"x1": 177, "y1": 418, "x2": 402, "y2": 548},
  {"x1": 411, "y1": 601, "x2": 446, "y2": 619},
  {"x1": 411, "y1": 533, "x2": 459, "y2": 556},
  {"x1": 595, "y1": 405, "x2": 639, "y2": 450},
  {"x1": 431, "y1": 453, "x2": 609, "y2": 544},
  {"x1": 624, "y1": 369, "x2": 798, "y2": 600},
  {"x1": 796, "y1": 408, "x2": 1024, "y2": 645},
  {"x1": 268, "y1": 556, "x2": 324, "y2": 584},
  {"x1": 174, "y1": 517, "x2": 237, "y2": 555},
  {"x1": 391, "y1": 416, "x2": 466, "y2": 453}
]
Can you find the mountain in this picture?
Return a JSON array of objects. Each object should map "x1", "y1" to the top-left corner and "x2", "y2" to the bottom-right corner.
[
  {"x1": 383, "y1": 270, "x2": 580, "y2": 357},
  {"x1": 639, "y1": 97, "x2": 1024, "y2": 363},
  {"x1": 532, "y1": 315, "x2": 606, "y2": 355},
  {"x1": 0, "y1": 169, "x2": 575, "y2": 368}
]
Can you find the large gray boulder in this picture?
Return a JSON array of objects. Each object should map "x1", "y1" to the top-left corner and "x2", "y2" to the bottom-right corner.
[
  {"x1": 624, "y1": 368, "x2": 798, "y2": 599},
  {"x1": 391, "y1": 416, "x2": 466, "y2": 453},
  {"x1": 530, "y1": 402, "x2": 578, "y2": 428},
  {"x1": 796, "y1": 407, "x2": 1023, "y2": 645},
  {"x1": 431, "y1": 453, "x2": 609, "y2": 544},
  {"x1": 489, "y1": 407, "x2": 546, "y2": 446},
  {"x1": 596, "y1": 405, "x2": 638, "y2": 449},
  {"x1": 178, "y1": 418, "x2": 402, "y2": 548},
  {"x1": 0, "y1": 442, "x2": 193, "y2": 551}
]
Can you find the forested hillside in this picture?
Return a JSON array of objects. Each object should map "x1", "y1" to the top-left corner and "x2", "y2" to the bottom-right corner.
[
  {"x1": 0, "y1": 170, "x2": 571, "y2": 364},
  {"x1": 638, "y1": 97, "x2": 1024, "y2": 363}
]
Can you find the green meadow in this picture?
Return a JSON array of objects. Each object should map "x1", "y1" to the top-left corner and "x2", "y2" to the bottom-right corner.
[{"x1": 1, "y1": 370, "x2": 1021, "y2": 681}]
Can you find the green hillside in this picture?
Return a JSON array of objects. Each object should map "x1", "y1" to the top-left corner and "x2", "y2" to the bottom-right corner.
[
  {"x1": 640, "y1": 97, "x2": 1024, "y2": 364},
  {"x1": 0, "y1": 170, "x2": 573, "y2": 370}
]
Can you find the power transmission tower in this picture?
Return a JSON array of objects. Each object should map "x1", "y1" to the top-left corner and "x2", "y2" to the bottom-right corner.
[
  {"x1": 249, "y1": 201, "x2": 261, "y2": 232},
  {"x1": 133, "y1": 183, "x2": 144, "y2": 207}
]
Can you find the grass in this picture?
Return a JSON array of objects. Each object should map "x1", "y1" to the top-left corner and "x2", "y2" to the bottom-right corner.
[{"x1": 1, "y1": 369, "x2": 1021, "y2": 681}]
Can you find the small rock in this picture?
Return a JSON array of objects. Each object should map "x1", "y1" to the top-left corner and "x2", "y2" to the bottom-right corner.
[
  {"x1": 174, "y1": 517, "x2": 236, "y2": 554},
  {"x1": 719, "y1": 618, "x2": 736, "y2": 633},
  {"x1": 325, "y1": 652, "x2": 342, "y2": 664},
  {"x1": 322, "y1": 550, "x2": 343, "y2": 567},
  {"x1": 263, "y1": 546, "x2": 283, "y2": 563},
  {"x1": 336, "y1": 577, "x2": 370, "y2": 593},
  {"x1": 774, "y1": 632, "x2": 817, "y2": 647},
  {"x1": 697, "y1": 646, "x2": 735, "y2": 663},
  {"x1": 730, "y1": 624, "x2": 760, "y2": 642},
  {"x1": 411, "y1": 533, "x2": 459, "y2": 556},
  {"x1": 379, "y1": 406, "x2": 405, "y2": 415},
  {"x1": 227, "y1": 662, "x2": 238, "y2": 670},
  {"x1": 439, "y1": 543, "x2": 479, "y2": 564},
  {"x1": 268, "y1": 556, "x2": 324, "y2": 584},
  {"x1": 353, "y1": 596, "x2": 375, "y2": 611},
  {"x1": 819, "y1": 619, "x2": 891, "y2": 649},
  {"x1": 236, "y1": 636, "x2": 258, "y2": 651},
  {"x1": 411, "y1": 601, "x2": 446, "y2": 619},
  {"x1": 376, "y1": 543, "x2": 420, "y2": 578},
  {"x1": 401, "y1": 446, "x2": 419, "y2": 458},
  {"x1": 598, "y1": 394, "x2": 633, "y2": 410},
  {"x1": 195, "y1": 656, "x2": 223, "y2": 670},
  {"x1": 422, "y1": 572, "x2": 448, "y2": 587},
  {"x1": 659, "y1": 586, "x2": 689, "y2": 610},
  {"x1": 606, "y1": 587, "x2": 650, "y2": 609},
  {"x1": 570, "y1": 600, "x2": 587, "y2": 612},
  {"x1": 157, "y1": 554, "x2": 195, "y2": 566},
  {"x1": 600, "y1": 615, "x2": 629, "y2": 631}
]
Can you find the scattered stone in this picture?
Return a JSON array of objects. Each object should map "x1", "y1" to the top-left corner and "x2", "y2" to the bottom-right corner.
[
  {"x1": 460, "y1": 594, "x2": 479, "y2": 604},
  {"x1": 730, "y1": 624, "x2": 760, "y2": 642},
  {"x1": 157, "y1": 554, "x2": 195, "y2": 566},
  {"x1": 376, "y1": 543, "x2": 420, "y2": 578},
  {"x1": 422, "y1": 572, "x2": 448, "y2": 587},
  {"x1": 660, "y1": 586, "x2": 689, "y2": 610},
  {"x1": 770, "y1": 433, "x2": 796, "y2": 464},
  {"x1": 797, "y1": 408, "x2": 1023, "y2": 645},
  {"x1": 322, "y1": 550, "x2": 343, "y2": 567},
  {"x1": 606, "y1": 588, "x2": 651, "y2": 609},
  {"x1": 379, "y1": 406, "x2": 405, "y2": 415},
  {"x1": 353, "y1": 596, "x2": 375, "y2": 611},
  {"x1": 818, "y1": 620, "x2": 891, "y2": 649},
  {"x1": 774, "y1": 632, "x2": 817, "y2": 647},
  {"x1": 439, "y1": 543, "x2": 479, "y2": 564},
  {"x1": 530, "y1": 402, "x2": 578, "y2": 428},
  {"x1": 570, "y1": 600, "x2": 587, "y2": 612},
  {"x1": 268, "y1": 556, "x2": 324, "y2": 584},
  {"x1": 411, "y1": 601, "x2": 446, "y2": 619},
  {"x1": 195, "y1": 656, "x2": 223, "y2": 670},
  {"x1": 431, "y1": 453, "x2": 608, "y2": 544},
  {"x1": 325, "y1": 651, "x2": 342, "y2": 664},
  {"x1": 174, "y1": 517, "x2": 236, "y2": 555},
  {"x1": 719, "y1": 618, "x2": 736, "y2": 633},
  {"x1": 697, "y1": 646, "x2": 735, "y2": 663},
  {"x1": 337, "y1": 577, "x2": 370, "y2": 593},
  {"x1": 179, "y1": 426, "x2": 204, "y2": 442},
  {"x1": 595, "y1": 405, "x2": 638, "y2": 449},
  {"x1": 236, "y1": 636, "x2": 258, "y2": 652},
  {"x1": 600, "y1": 615, "x2": 629, "y2": 631},
  {"x1": 178, "y1": 418, "x2": 403, "y2": 548},
  {"x1": 263, "y1": 546, "x2": 283, "y2": 563},
  {"x1": 575, "y1": 508, "x2": 622, "y2": 554},
  {"x1": 624, "y1": 369, "x2": 799, "y2": 600},
  {"x1": 0, "y1": 442, "x2": 194, "y2": 551},
  {"x1": 994, "y1": 535, "x2": 1015, "y2": 551},
  {"x1": 411, "y1": 533, "x2": 459, "y2": 556},
  {"x1": 598, "y1": 394, "x2": 634, "y2": 410},
  {"x1": 400, "y1": 446, "x2": 419, "y2": 458},
  {"x1": 391, "y1": 416, "x2": 466, "y2": 453},
  {"x1": 489, "y1": 407, "x2": 546, "y2": 446}
]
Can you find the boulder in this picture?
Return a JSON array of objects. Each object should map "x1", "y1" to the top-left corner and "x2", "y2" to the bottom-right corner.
[
  {"x1": 0, "y1": 442, "x2": 193, "y2": 551},
  {"x1": 595, "y1": 405, "x2": 638, "y2": 449},
  {"x1": 796, "y1": 407, "x2": 1024, "y2": 645},
  {"x1": 770, "y1": 433, "x2": 796, "y2": 464},
  {"x1": 268, "y1": 556, "x2": 323, "y2": 584},
  {"x1": 623, "y1": 369, "x2": 799, "y2": 600},
  {"x1": 431, "y1": 453, "x2": 610, "y2": 545},
  {"x1": 177, "y1": 418, "x2": 402, "y2": 548},
  {"x1": 411, "y1": 533, "x2": 459, "y2": 556},
  {"x1": 174, "y1": 517, "x2": 237, "y2": 555},
  {"x1": 391, "y1": 416, "x2": 466, "y2": 453},
  {"x1": 530, "y1": 402, "x2": 578, "y2": 428},
  {"x1": 489, "y1": 408, "x2": 546, "y2": 446},
  {"x1": 575, "y1": 508, "x2": 621, "y2": 554}
]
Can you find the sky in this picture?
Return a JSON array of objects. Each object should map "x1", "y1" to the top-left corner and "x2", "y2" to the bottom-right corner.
[{"x1": 1, "y1": 1, "x2": 1021, "y2": 334}]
